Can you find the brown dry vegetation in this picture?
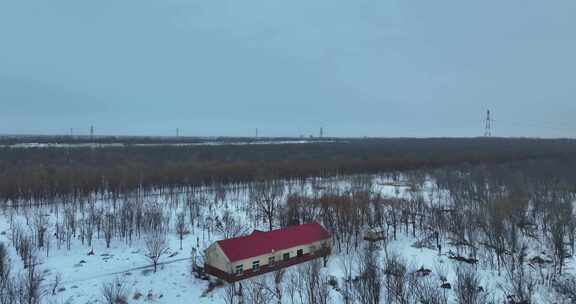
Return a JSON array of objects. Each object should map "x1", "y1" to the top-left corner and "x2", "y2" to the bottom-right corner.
[{"x1": 1, "y1": 138, "x2": 576, "y2": 202}]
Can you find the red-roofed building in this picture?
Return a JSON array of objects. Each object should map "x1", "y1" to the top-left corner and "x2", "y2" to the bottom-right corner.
[{"x1": 204, "y1": 223, "x2": 331, "y2": 282}]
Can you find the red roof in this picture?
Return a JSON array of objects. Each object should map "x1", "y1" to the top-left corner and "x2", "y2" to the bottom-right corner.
[{"x1": 217, "y1": 223, "x2": 330, "y2": 262}]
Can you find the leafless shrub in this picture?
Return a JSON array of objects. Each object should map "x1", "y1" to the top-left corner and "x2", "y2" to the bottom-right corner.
[
  {"x1": 245, "y1": 278, "x2": 274, "y2": 304},
  {"x1": 434, "y1": 261, "x2": 448, "y2": 284},
  {"x1": 455, "y1": 266, "x2": 489, "y2": 304},
  {"x1": 383, "y1": 252, "x2": 412, "y2": 304},
  {"x1": 100, "y1": 277, "x2": 128, "y2": 304},
  {"x1": 411, "y1": 276, "x2": 448, "y2": 304},
  {"x1": 553, "y1": 275, "x2": 576, "y2": 303},
  {"x1": 0, "y1": 277, "x2": 16, "y2": 304}
]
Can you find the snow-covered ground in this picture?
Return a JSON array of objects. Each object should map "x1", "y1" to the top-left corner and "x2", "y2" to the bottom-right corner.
[
  {"x1": 0, "y1": 174, "x2": 572, "y2": 303},
  {"x1": 2, "y1": 140, "x2": 337, "y2": 149}
]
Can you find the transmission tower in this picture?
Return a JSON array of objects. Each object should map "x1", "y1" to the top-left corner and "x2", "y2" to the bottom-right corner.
[{"x1": 484, "y1": 110, "x2": 492, "y2": 137}]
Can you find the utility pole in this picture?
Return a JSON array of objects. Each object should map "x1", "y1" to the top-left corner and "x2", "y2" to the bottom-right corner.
[
  {"x1": 176, "y1": 128, "x2": 180, "y2": 137},
  {"x1": 320, "y1": 127, "x2": 324, "y2": 138},
  {"x1": 484, "y1": 110, "x2": 492, "y2": 137},
  {"x1": 255, "y1": 128, "x2": 259, "y2": 139},
  {"x1": 90, "y1": 125, "x2": 94, "y2": 141}
]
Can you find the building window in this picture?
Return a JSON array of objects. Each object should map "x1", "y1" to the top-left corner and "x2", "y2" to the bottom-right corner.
[
  {"x1": 283, "y1": 253, "x2": 290, "y2": 261},
  {"x1": 235, "y1": 265, "x2": 243, "y2": 275},
  {"x1": 252, "y1": 260, "x2": 260, "y2": 271},
  {"x1": 297, "y1": 249, "x2": 304, "y2": 257},
  {"x1": 268, "y1": 256, "x2": 275, "y2": 265}
]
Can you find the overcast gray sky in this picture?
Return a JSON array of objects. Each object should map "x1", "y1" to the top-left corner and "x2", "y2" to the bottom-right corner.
[{"x1": 1, "y1": 0, "x2": 575, "y2": 138}]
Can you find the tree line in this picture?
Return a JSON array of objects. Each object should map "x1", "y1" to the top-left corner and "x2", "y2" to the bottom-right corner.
[{"x1": 2, "y1": 138, "x2": 576, "y2": 203}]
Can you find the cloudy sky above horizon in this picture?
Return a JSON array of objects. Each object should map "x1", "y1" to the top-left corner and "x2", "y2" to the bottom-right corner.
[{"x1": 1, "y1": 1, "x2": 575, "y2": 138}]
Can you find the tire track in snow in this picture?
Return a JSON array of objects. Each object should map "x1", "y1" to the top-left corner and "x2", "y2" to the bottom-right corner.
[{"x1": 45, "y1": 257, "x2": 193, "y2": 288}]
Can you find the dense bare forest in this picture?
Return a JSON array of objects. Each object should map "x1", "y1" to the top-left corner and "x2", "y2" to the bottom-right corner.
[
  {"x1": 1, "y1": 139, "x2": 576, "y2": 303},
  {"x1": 1, "y1": 138, "x2": 575, "y2": 202}
]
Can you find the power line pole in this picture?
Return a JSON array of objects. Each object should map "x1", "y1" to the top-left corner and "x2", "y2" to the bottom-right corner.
[
  {"x1": 90, "y1": 125, "x2": 94, "y2": 141},
  {"x1": 176, "y1": 128, "x2": 180, "y2": 137},
  {"x1": 484, "y1": 110, "x2": 492, "y2": 137},
  {"x1": 320, "y1": 127, "x2": 324, "y2": 138},
  {"x1": 255, "y1": 128, "x2": 259, "y2": 139}
]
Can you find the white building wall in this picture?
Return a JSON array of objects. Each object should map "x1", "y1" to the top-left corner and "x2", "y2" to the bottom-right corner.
[
  {"x1": 204, "y1": 243, "x2": 230, "y2": 272},
  {"x1": 230, "y1": 239, "x2": 330, "y2": 273}
]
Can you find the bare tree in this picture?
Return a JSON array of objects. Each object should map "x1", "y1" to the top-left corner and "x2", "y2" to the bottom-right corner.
[
  {"x1": 273, "y1": 269, "x2": 285, "y2": 304},
  {"x1": 285, "y1": 268, "x2": 305, "y2": 304},
  {"x1": 86, "y1": 219, "x2": 95, "y2": 251},
  {"x1": 355, "y1": 244, "x2": 381, "y2": 304},
  {"x1": 216, "y1": 211, "x2": 248, "y2": 239},
  {"x1": 339, "y1": 252, "x2": 356, "y2": 304},
  {"x1": 175, "y1": 212, "x2": 187, "y2": 250},
  {"x1": 383, "y1": 252, "x2": 412, "y2": 304},
  {"x1": 19, "y1": 256, "x2": 44, "y2": 304},
  {"x1": 16, "y1": 235, "x2": 35, "y2": 270},
  {"x1": 250, "y1": 180, "x2": 284, "y2": 231},
  {"x1": 499, "y1": 244, "x2": 536, "y2": 304},
  {"x1": 32, "y1": 212, "x2": 47, "y2": 249},
  {"x1": 145, "y1": 232, "x2": 168, "y2": 273},
  {"x1": 303, "y1": 260, "x2": 330, "y2": 304},
  {"x1": 245, "y1": 278, "x2": 274, "y2": 304},
  {"x1": 0, "y1": 243, "x2": 16, "y2": 304},
  {"x1": 44, "y1": 230, "x2": 51, "y2": 258},
  {"x1": 0, "y1": 243, "x2": 9, "y2": 288},
  {"x1": 222, "y1": 282, "x2": 238, "y2": 304},
  {"x1": 50, "y1": 273, "x2": 62, "y2": 296},
  {"x1": 103, "y1": 213, "x2": 115, "y2": 249},
  {"x1": 246, "y1": 270, "x2": 285, "y2": 304},
  {"x1": 549, "y1": 205, "x2": 570, "y2": 275}
]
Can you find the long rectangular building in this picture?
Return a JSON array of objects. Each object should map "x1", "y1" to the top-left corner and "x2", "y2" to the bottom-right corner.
[{"x1": 204, "y1": 222, "x2": 331, "y2": 282}]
